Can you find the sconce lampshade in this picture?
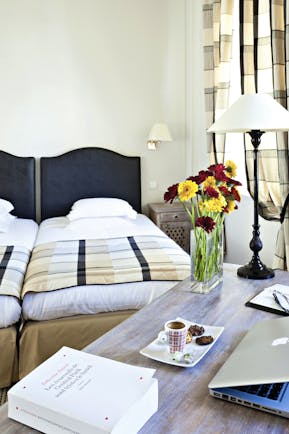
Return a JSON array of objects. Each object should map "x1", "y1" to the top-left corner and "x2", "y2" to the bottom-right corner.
[
  {"x1": 148, "y1": 123, "x2": 173, "y2": 141},
  {"x1": 147, "y1": 123, "x2": 172, "y2": 150}
]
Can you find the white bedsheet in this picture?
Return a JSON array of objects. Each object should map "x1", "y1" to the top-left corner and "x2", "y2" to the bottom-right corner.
[
  {"x1": 0, "y1": 218, "x2": 38, "y2": 328},
  {"x1": 22, "y1": 215, "x2": 188, "y2": 321},
  {"x1": 35, "y1": 214, "x2": 170, "y2": 244},
  {"x1": 0, "y1": 296, "x2": 21, "y2": 328}
]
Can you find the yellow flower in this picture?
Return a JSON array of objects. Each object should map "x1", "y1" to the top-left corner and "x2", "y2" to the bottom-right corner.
[
  {"x1": 226, "y1": 200, "x2": 236, "y2": 213},
  {"x1": 225, "y1": 160, "x2": 237, "y2": 178},
  {"x1": 203, "y1": 176, "x2": 216, "y2": 189},
  {"x1": 202, "y1": 195, "x2": 226, "y2": 213},
  {"x1": 178, "y1": 180, "x2": 198, "y2": 201}
]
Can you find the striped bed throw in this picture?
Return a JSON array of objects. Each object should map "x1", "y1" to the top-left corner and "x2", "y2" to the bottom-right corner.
[
  {"x1": 22, "y1": 235, "x2": 190, "y2": 296},
  {"x1": 0, "y1": 245, "x2": 31, "y2": 298}
]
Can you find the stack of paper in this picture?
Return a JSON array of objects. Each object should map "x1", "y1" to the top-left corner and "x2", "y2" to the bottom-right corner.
[{"x1": 8, "y1": 346, "x2": 158, "y2": 434}]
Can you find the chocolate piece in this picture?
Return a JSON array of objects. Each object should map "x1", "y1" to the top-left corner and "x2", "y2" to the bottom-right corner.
[
  {"x1": 195, "y1": 335, "x2": 214, "y2": 346},
  {"x1": 188, "y1": 324, "x2": 205, "y2": 337}
]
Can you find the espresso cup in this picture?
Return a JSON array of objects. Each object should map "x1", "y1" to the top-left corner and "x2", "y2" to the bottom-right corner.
[{"x1": 158, "y1": 320, "x2": 188, "y2": 354}]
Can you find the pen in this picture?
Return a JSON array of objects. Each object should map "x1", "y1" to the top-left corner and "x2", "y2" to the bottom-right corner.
[{"x1": 273, "y1": 290, "x2": 289, "y2": 314}]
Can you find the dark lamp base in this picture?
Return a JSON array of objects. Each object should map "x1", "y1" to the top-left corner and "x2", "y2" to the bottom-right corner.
[{"x1": 237, "y1": 262, "x2": 275, "y2": 280}]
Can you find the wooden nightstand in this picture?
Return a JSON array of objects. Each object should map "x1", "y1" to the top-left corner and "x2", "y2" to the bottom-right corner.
[{"x1": 148, "y1": 202, "x2": 191, "y2": 253}]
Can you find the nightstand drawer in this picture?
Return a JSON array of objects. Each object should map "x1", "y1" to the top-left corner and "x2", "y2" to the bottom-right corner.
[{"x1": 157, "y1": 211, "x2": 188, "y2": 223}]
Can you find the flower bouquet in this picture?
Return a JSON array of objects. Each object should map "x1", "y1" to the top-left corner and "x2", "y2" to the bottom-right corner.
[{"x1": 164, "y1": 161, "x2": 241, "y2": 293}]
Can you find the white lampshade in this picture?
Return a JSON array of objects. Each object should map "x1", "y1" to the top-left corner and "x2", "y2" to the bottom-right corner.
[
  {"x1": 208, "y1": 94, "x2": 289, "y2": 133},
  {"x1": 148, "y1": 123, "x2": 172, "y2": 141}
]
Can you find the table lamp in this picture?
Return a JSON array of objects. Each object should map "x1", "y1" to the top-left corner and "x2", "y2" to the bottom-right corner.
[{"x1": 208, "y1": 93, "x2": 289, "y2": 279}]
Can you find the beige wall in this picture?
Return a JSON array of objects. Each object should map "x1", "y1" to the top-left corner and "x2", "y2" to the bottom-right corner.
[{"x1": 0, "y1": 0, "x2": 188, "y2": 210}]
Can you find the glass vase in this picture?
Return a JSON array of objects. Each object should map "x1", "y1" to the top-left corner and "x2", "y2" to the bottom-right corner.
[{"x1": 190, "y1": 226, "x2": 223, "y2": 294}]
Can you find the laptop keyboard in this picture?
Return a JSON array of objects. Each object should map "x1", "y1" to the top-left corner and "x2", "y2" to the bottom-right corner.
[{"x1": 233, "y1": 383, "x2": 287, "y2": 401}]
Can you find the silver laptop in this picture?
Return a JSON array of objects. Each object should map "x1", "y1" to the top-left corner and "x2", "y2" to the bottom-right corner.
[{"x1": 209, "y1": 317, "x2": 289, "y2": 418}]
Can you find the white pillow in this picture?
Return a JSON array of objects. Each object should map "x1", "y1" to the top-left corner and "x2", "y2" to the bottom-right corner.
[
  {"x1": 67, "y1": 198, "x2": 137, "y2": 221},
  {"x1": 0, "y1": 199, "x2": 14, "y2": 214},
  {"x1": 0, "y1": 199, "x2": 15, "y2": 232},
  {"x1": 0, "y1": 212, "x2": 15, "y2": 232}
]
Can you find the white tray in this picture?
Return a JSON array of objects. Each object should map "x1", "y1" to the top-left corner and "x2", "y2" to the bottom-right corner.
[{"x1": 140, "y1": 317, "x2": 224, "y2": 368}]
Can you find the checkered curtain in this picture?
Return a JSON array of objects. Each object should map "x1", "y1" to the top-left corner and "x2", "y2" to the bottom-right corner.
[
  {"x1": 239, "y1": 0, "x2": 289, "y2": 269},
  {"x1": 203, "y1": 0, "x2": 234, "y2": 164}
]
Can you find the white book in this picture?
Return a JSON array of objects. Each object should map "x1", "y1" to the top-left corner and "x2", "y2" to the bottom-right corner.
[{"x1": 8, "y1": 346, "x2": 158, "y2": 434}]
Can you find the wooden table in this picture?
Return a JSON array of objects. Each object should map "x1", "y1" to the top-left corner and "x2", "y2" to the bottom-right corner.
[{"x1": 1, "y1": 263, "x2": 289, "y2": 433}]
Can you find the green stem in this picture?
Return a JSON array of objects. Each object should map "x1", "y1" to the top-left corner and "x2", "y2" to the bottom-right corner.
[
  {"x1": 192, "y1": 218, "x2": 224, "y2": 283},
  {"x1": 180, "y1": 199, "x2": 195, "y2": 228}
]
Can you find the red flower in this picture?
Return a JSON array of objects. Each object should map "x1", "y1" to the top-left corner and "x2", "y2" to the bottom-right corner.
[
  {"x1": 187, "y1": 170, "x2": 210, "y2": 184},
  {"x1": 204, "y1": 186, "x2": 219, "y2": 198},
  {"x1": 196, "y1": 216, "x2": 216, "y2": 233},
  {"x1": 228, "y1": 178, "x2": 242, "y2": 187},
  {"x1": 164, "y1": 183, "x2": 178, "y2": 203},
  {"x1": 208, "y1": 164, "x2": 232, "y2": 182},
  {"x1": 218, "y1": 186, "x2": 231, "y2": 197},
  {"x1": 216, "y1": 172, "x2": 230, "y2": 182},
  {"x1": 208, "y1": 164, "x2": 225, "y2": 175},
  {"x1": 231, "y1": 186, "x2": 241, "y2": 201}
]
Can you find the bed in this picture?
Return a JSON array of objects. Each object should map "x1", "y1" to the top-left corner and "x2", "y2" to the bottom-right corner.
[
  {"x1": 19, "y1": 147, "x2": 190, "y2": 378},
  {"x1": 0, "y1": 151, "x2": 38, "y2": 388}
]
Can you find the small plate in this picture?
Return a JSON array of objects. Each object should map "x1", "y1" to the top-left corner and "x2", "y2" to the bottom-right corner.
[{"x1": 139, "y1": 317, "x2": 224, "y2": 368}]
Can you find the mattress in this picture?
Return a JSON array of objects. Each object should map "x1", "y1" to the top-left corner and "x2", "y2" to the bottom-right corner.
[
  {"x1": 0, "y1": 218, "x2": 38, "y2": 328},
  {"x1": 22, "y1": 215, "x2": 189, "y2": 321}
]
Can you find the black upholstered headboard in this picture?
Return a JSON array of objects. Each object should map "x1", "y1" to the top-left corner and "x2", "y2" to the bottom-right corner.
[
  {"x1": 40, "y1": 147, "x2": 141, "y2": 220},
  {"x1": 0, "y1": 150, "x2": 36, "y2": 220}
]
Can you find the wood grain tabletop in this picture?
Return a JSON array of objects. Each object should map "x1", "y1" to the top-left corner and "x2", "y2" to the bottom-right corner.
[{"x1": 1, "y1": 263, "x2": 289, "y2": 433}]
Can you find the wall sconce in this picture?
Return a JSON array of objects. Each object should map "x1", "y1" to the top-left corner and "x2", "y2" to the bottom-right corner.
[{"x1": 147, "y1": 123, "x2": 172, "y2": 150}]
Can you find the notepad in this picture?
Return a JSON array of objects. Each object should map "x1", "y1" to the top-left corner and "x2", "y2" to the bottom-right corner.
[{"x1": 246, "y1": 284, "x2": 289, "y2": 316}]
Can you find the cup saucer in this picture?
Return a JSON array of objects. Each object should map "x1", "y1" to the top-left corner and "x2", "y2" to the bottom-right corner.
[{"x1": 139, "y1": 317, "x2": 224, "y2": 368}]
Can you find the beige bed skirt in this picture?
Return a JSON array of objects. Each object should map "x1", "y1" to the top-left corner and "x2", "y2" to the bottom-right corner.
[
  {"x1": 0, "y1": 325, "x2": 18, "y2": 388},
  {"x1": 19, "y1": 310, "x2": 136, "y2": 379}
]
